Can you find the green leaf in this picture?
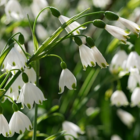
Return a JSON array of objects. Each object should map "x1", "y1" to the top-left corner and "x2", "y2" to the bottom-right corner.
[{"x1": 0, "y1": 44, "x2": 13, "y2": 68}]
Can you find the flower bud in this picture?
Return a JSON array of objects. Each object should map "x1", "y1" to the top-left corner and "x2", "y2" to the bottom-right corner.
[
  {"x1": 22, "y1": 72, "x2": 29, "y2": 83},
  {"x1": 60, "y1": 61, "x2": 67, "y2": 69},
  {"x1": 93, "y1": 19, "x2": 106, "y2": 28},
  {"x1": 50, "y1": 7, "x2": 61, "y2": 18},
  {"x1": 74, "y1": 36, "x2": 82, "y2": 46},
  {"x1": 12, "y1": 104, "x2": 19, "y2": 112},
  {"x1": 18, "y1": 34, "x2": 25, "y2": 44},
  {"x1": 86, "y1": 37, "x2": 95, "y2": 47},
  {"x1": 105, "y1": 11, "x2": 119, "y2": 21}
]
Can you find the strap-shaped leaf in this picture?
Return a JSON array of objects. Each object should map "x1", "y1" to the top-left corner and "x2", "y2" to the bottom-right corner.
[{"x1": 0, "y1": 44, "x2": 13, "y2": 68}]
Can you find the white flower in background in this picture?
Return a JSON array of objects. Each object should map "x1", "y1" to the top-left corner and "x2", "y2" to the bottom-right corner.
[
  {"x1": 0, "y1": 0, "x2": 7, "y2": 6},
  {"x1": 118, "y1": 17, "x2": 140, "y2": 35},
  {"x1": 125, "y1": 51, "x2": 140, "y2": 72},
  {"x1": 59, "y1": 68, "x2": 77, "y2": 94},
  {"x1": 62, "y1": 121, "x2": 83, "y2": 140},
  {"x1": 92, "y1": 0, "x2": 111, "y2": 9},
  {"x1": 127, "y1": 69, "x2": 140, "y2": 91},
  {"x1": 5, "y1": 0, "x2": 23, "y2": 20},
  {"x1": 111, "y1": 134, "x2": 122, "y2": 140},
  {"x1": 27, "y1": 41, "x2": 34, "y2": 55},
  {"x1": 109, "y1": 50, "x2": 128, "y2": 74},
  {"x1": 36, "y1": 24, "x2": 48, "y2": 41},
  {"x1": 24, "y1": 67, "x2": 36, "y2": 83},
  {"x1": 105, "y1": 24, "x2": 129, "y2": 43},
  {"x1": 131, "y1": 87, "x2": 140, "y2": 107},
  {"x1": 13, "y1": 27, "x2": 30, "y2": 42},
  {"x1": 3, "y1": 46, "x2": 27, "y2": 70},
  {"x1": 5, "y1": 89, "x2": 19, "y2": 101},
  {"x1": 0, "y1": 114, "x2": 9, "y2": 137},
  {"x1": 31, "y1": 0, "x2": 48, "y2": 21},
  {"x1": 58, "y1": 15, "x2": 86, "y2": 35},
  {"x1": 17, "y1": 83, "x2": 46, "y2": 109},
  {"x1": 0, "y1": 40, "x2": 6, "y2": 52},
  {"x1": 9, "y1": 111, "x2": 32, "y2": 136},
  {"x1": 110, "y1": 90, "x2": 129, "y2": 106},
  {"x1": 79, "y1": 44, "x2": 96, "y2": 70},
  {"x1": 117, "y1": 109, "x2": 135, "y2": 128},
  {"x1": 91, "y1": 46, "x2": 108, "y2": 68}
]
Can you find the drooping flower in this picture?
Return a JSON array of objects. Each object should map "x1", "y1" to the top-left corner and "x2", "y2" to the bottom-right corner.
[
  {"x1": 0, "y1": 0, "x2": 7, "y2": 6},
  {"x1": 131, "y1": 87, "x2": 140, "y2": 107},
  {"x1": 118, "y1": 17, "x2": 140, "y2": 35},
  {"x1": 62, "y1": 121, "x2": 83, "y2": 140},
  {"x1": 111, "y1": 134, "x2": 122, "y2": 140},
  {"x1": 125, "y1": 51, "x2": 140, "y2": 72},
  {"x1": 105, "y1": 24, "x2": 129, "y2": 43},
  {"x1": 127, "y1": 69, "x2": 140, "y2": 91},
  {"x1": 17, "y1": 82, "x2": 46, "y2": 109},
  {"x1": 59, "y1": 68, "x2": 77, "y2": 94},
  {"x1": 5, "y1": 0, "x2": 23, "y2": 20},
  {"x1": 0, "y1": 114, "x2": 9, "y2": 137},
  {"x1": 9, "y1": 111, "x2": 32, "y2": 136},
  {"x1": 3, "y1": 46, "x2": 27, "y2": 70},
  {"x1": 91, "y1": 46, "x2": 108, "y2": 68},
  {"x1": 79, "y1": 44, "x2": 96, "y2": 70},
  {"x1": 109, "y1": 50, "x2": 128, "y2": 74},
  {"x1": 117, "y1": 109, "x2": 135, "y2": 128},
  {"x1": 58, "y1": 15, "x2": 86, "y2": 35},
  {"x1": 110, "y1": 90, "x2": 129, "y2": 106}
]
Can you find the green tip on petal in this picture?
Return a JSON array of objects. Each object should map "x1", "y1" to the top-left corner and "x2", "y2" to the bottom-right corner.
[
  {"x1": 72, "y1": 83, "x2": 76, "y2": 89},
  {"x1": 19, "y1": 130, "x2": 22, "y2": 134},
  {"x1": 12, "y1": 62, "x2": 16, "y2": 66},
  {"x1": 91, "y1": 61, "x2": 95, "y2": 67},
  {"x1": 101, "y1": 63, "x2": 107, "y2": 68},
  {"x1": 83, "y1": 65, "x2": 86, "y2": 71},
  {"x1": 29, "y1": 125, "x2": 32, "y2": 130},
  {"x1": 9, "y1": 130, "x2": 12, "y2": 135},
  {"x1": 6, "y1": 132, "x2": 9, "y2": 137},
  {"x1": 59, "y1": 87, "x2": 62, "y2": 93},
  {"x1": 39, "y1": 100, "x2": 42, "y2": 104},
  {"x1": 27, "y1": 104, "x2": 31, "y2": 109}
]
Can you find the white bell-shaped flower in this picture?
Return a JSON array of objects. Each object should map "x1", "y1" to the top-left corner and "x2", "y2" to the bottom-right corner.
[
  {"x1": 3, "y1": 47, "x2": 27, "y2": 70},
  {"x1": 9, "y1": 111, "x2": 32, "y2": 136},
  {"x1": 24, "y1": 67, "x2": 36, "y2": 83},
  {"x1": 109, "y1": 50, "x2": 128, "y2": 74},
  {"x1": 111, "y1": 135, "x2": 122, "y2": 140},
  {"x1": 17, "y1": 83, "x2": 46, "y2": 109},
  {"x1": 127, "y1": 69, "x2": 140, "y2": 91},
  {"x1": 58, "y1": 15, "x2": 86, "y2": 35},
  {"x1": 0, "y1": 114, "x2": 9, "y2": 137},
  {"x1": 111, "y1": 90, "x2": 129, "y2": 106},
  {"x1": 117, "y1": 109, "x2": 135, "y2": 128},
  {"x1": 105, "y1": 24, "x2": 129, "y2": 43},
  {"x1": 79, "y1": 44, "x2": 96, "y2": 70},
  {"x1": 131, "y1": 87, "x2": 140, "y2": 107},
  {"x1": 125, "y1": 51, "x2": 140, "y2": 71},
  {"x1": 62, "y1": 121, "x2": 83, "y2": 140},
  {"x1": 59, "y1": 68, "x2": 77, "y2": 94},
  {"x1": 118, "y1": 17, "x2": 140, "y2": 35},
  {"x1": 91, "y1": 46, "x2": 108, "y2": 68},
  {"x1": 31, "y1": 0, "x2": 48, "y2": 21},
  {"x1": 5, "y1": 89, "x2": 19, "y2": 101},
  {"x1": 5, "y1": 0, "x2": 23, "y2": 20}
]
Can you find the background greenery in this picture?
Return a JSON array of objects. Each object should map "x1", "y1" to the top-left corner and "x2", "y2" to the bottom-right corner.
[{"x1": 0, "y1": 0, "x2": 140, "y2": 139}]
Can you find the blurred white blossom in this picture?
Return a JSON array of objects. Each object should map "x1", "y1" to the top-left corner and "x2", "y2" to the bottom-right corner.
[
  {"x1": 111, "y1": 134, "x2": 122, "y2": 140},
  {"x1": 117, "y1": 109, "x2": 135, "y2": 128},
  {"x1": 131, "y1": 87, "x2": 140, "y2": 107}
]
